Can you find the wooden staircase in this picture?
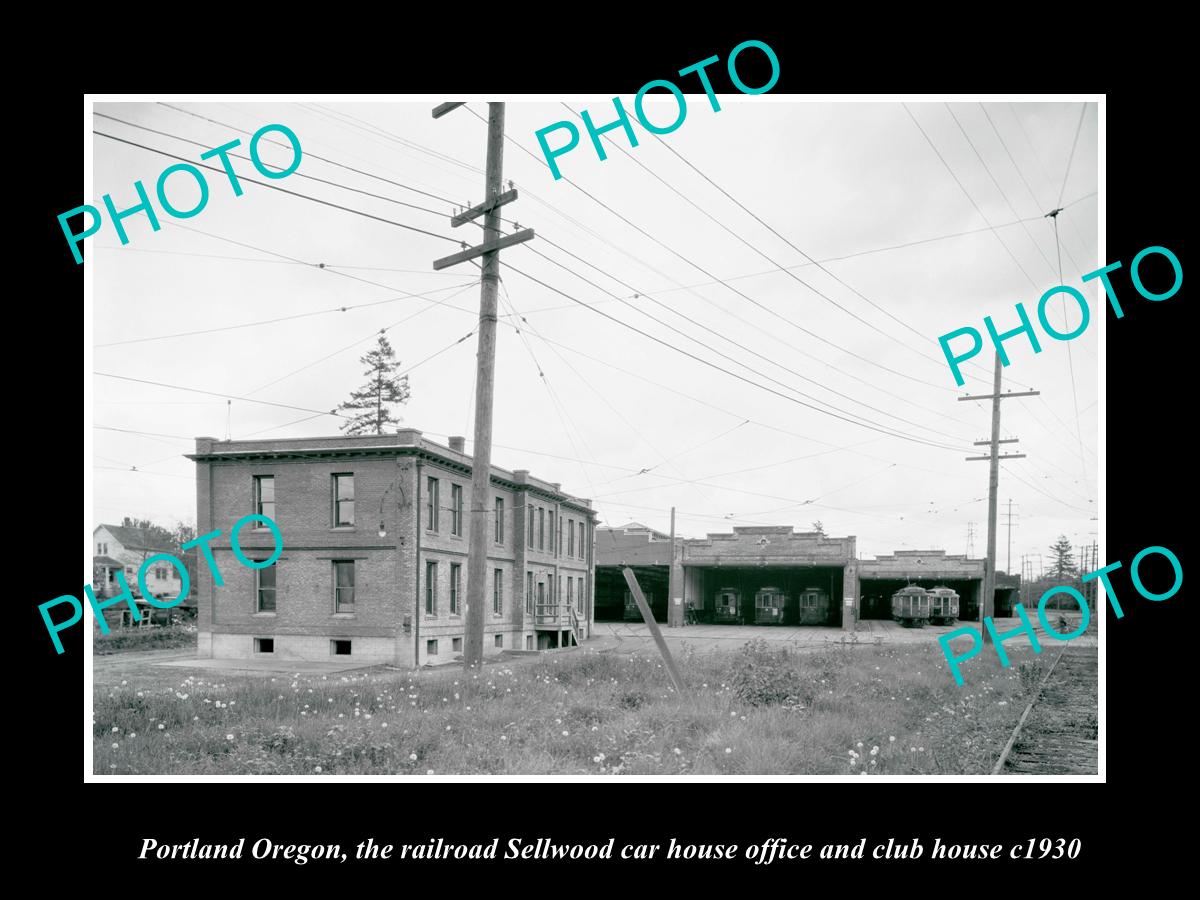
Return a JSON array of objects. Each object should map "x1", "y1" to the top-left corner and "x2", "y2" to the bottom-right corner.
[{"x1": 567, "y1": 604, "x2": 585, "y2": 647}]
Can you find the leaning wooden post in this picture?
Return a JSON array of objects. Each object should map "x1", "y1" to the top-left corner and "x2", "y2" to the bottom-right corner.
[{"x1": 622, "y1": 567, "x2": 687, "y2": 697}]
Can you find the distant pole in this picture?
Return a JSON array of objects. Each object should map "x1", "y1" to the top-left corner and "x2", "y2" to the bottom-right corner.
[
  {"x1": 667, "y1": 506, "x2": 680, "y2": 627},
  {"x1": 960, "y1": 352, "x2": 1039, "y2": 644}
]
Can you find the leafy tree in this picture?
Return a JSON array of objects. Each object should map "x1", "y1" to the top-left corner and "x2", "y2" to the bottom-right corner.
[
  {"x1": 1048, "y1": 534, "x2": 1079, "y2": 580},
  {"x1": 336, "y1": 333, "x2": 411, "y2": 435},
  {"x1": 812, "y1": 520, "x2": 825, "y2": 536}
]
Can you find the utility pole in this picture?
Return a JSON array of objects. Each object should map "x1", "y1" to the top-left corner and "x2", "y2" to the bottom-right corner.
[
  {"x1": 1002, "y1": 499, "x2": 1018, "y2": 575},
  {"x1": 667, "y1": 506, "x2": 684, "y2": 627},
  {"x1": 960, "y1": 352, "x2": 1039, "y2": 643},
  {"x1": 432, "y1": 102, "x2": 535, "y2": 669}
]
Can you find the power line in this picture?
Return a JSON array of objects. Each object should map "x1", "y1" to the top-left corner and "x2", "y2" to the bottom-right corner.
[
  {"x1": 94, "y1": 111, "x2": 459, "y2": 223},
  {"x1": 630, "y1": 106, "x2": 1026, "y2": 391},
  {"x1": 95, "y1": 464, "x2": 194, "y2": 481},
  {"x1": 244, "y1": 280, "x2": 479, "y2": 396},
  {"x1": 527, "y1": 240, "x2": 975, "y2": 444},
  {"x1": 1058, "y1": 104, "x2": 1089, "y2": 208},
  {"x1": 1006, "y1": 103, "x2": 1092, "y2": 264},
  {"x1": 501, "y1": 253, "x2": 971, "y2": 454},
  {"x1": 92, "y1": 130, "x2": 461, "y2": 245},
  {"x1": 94, "y1": 373, "x2": 351, "y2": 421},
  {"x1": 94, "y1": 279, "x2": 475, "y2": 348},
  {"x1": 468, "y1": 104, "x2": 965, "y2": 396},
  {"x1": 1049, "y1": 209, "x2": 1089, "y2": 486},
  {"x1": 564, "y1": 102, "x2": 936, "y2": 354},
  {"x1": 533, "y1": 231, "x2": 974, "y2": 425},
  {"x1": 901, "y1": 104, "x2": 1042, "y2": 291},
  {"x1": 976, "y1": 103, "x2": 1083, "y2": 275},
  {"x1": 159, "y1": 102, "x2": 471, "y2": 208},
  {"x1": 944, "y1": 103, "x2": 1060, "y2": 278}
]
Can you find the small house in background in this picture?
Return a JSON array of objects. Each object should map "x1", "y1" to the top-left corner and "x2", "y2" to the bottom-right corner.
[{"x1": 92, "y1": 524, "x2": 196, "y2": 628}]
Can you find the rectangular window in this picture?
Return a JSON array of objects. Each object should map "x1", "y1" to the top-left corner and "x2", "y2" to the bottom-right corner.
[
  {"x1": 493, "y1": 568, "x2": 503, "y2": 615},
  {"x1": 255, "y1": 637, "x2": 274, "y2": 654},
  {"x1": 254, "y1": 475, "x2": 275, "y2": 523},
  {"x1": 332, "y1": 474, "x2": 354, "y2": 526},
  {"x1": 537, "y1": 580, "x2": 545, "y2": 613},
  {"x1": 452, "y1": 637, "x2": 462, "y2": 652},
  {"x1": 332, "y1": 639, "x2": 352, "y2": 656},
  {"x1": 333, "y1": 560, "x2": 355, "y2": 613},
  {"x1": 495, "y1": 497, "x2": 504, "y2": 544},
  {"x1": 526, "y1": 635, "x2": 534, "y2": 650},
  {"x1": 567, "y1": 576, "x2": 573, "y2": 611},
  {"x1": 525, "y1": 571, "x2": 533, "y2": 614},
  {"x1": 451, "y1": 484, "x2": 463, "y2": 536},
  {"x1": 426, "y1": 561, "x2": 438, "y2": 615},
  {"x1": 568, "y1": 518, "x2": 575, "y2": 556},
  {"x1": 494, "y1": 634, "x2": 503, "y2": 648},
  {"x1": 547, "y1": 576, "x2": 554, "y2": 607},
  {"x1": 256, "y1": 562, "x2": 277, "y2": 612},
  {"x1": 450, "y1": 563, "x2": 461, "y2": 615},
  {"x1": 427, "y1": 477, "x2": 440, "y2": 531},
  {"x1": 549, "y1": 511, "x2": 555, "y2": 554},
  {"x1": 427, "y1": 639, "x2": 438, "y2": 656},
  {"x1": 577, "y1": 576, "x2": 584, "y2": 613},
  {"x1": 528, "y1": 504, "x2": 534, "y2": 544},
  {"x1": 538, "y1": 507, "x2": 545, "y2": 550},
  {"x1": 578, "y1": 522, "x2": 586, "y2": 558}
]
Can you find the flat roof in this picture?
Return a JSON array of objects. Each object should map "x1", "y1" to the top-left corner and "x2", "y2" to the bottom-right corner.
[{"x1": 185, "y1": 429, "x2": 594, "y2": 512}]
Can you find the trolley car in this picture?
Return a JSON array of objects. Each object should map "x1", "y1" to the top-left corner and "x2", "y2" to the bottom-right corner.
[
  {"x1": 714, "y1": 587, "x2": 742, "y2": 624},
  {"x1": 891, "y1": 585, "x2": 931, "y2": 627},
  {"x1": 623, "y1": 589, "x2": 652, "y2": 622},
  {"x1": 797, "y1": 586, "x2": 832, "y2": 626},
  {"x1": 927, "y1": 586, "x2": 960, "y2": 625},
  {"x1": 754, "y1": 586, "x2": 787, "y2": 625}
]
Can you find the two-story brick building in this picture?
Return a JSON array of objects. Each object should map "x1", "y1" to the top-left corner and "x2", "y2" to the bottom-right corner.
[{"x1": 186, "y1": 429, "x2": 596, "y2": 666}]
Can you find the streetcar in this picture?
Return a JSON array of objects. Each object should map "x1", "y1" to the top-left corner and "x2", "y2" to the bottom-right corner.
[
  {"x1": 796, "y1": 586, "x2": 832, "y2": 626},
  {"x1": 754, "y1": 586, "x2": 787, "y2": 625},
  {"x1": 714, "y1": 587, "x2": 742, "y2": 624},
  {"x1": 891, "y1": 585, "x2": 931, "y2": 627},
  {"x1": 927, "y1": 586, "x2": 960, "y2": 625},
  {"x1": 622, "y1": 589, "x2": 652, "y2": 622}
]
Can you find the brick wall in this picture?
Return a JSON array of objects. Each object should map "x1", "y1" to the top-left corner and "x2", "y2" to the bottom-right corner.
[{"x1": 193, "y1": 435, "x2": 596, "y2": 665}]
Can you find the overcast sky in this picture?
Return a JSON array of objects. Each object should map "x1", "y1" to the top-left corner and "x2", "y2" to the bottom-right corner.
[{"x1": 90, "y1": 97, "x2": 1098, "y2": 572}]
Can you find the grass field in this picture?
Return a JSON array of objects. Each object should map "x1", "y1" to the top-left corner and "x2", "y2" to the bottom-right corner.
[
  {"x1": 94, "y1": 624, "x2": 198, "y2": 655},
  {"x1": 92, "y1": 636, "x2": 1068, "y2": 776}
]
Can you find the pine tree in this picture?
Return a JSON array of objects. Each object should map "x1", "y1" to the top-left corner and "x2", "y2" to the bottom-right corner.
[
  {"x1": 336, "y1": 333, "x2": 411, "y2": 435},
  {"x1": 1048, "y1": 534, "x2": 1078, "y2": 580},
  {"x1": 812, "y1": 520, "x2": 826, "y2": 536}
]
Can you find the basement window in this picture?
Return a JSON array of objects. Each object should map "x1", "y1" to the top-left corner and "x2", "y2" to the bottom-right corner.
[
  {"x1": 494, "y1": 634, "x2": 503, "y2": 648},
  {"x1": 427, "y1": 639, "x2": 438, "y2": 657},
  {"x1": 255, "y1": 638, "x2": 274, "y2": 654},
  {"x1": 452, "y1": 637, "x2": 463, "y2": 652},
  {"x1": 331, "y1": 639, "x2": 352, "y2": 656}
]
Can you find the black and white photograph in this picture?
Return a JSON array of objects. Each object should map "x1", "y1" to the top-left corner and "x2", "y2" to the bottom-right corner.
[{"x1": 77, "y1": 91, "x2": 1109, "y2": 781}]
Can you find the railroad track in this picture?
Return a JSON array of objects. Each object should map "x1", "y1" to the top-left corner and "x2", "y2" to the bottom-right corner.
[{"x1": 993, "y1": 645, "x2": 1098, "y2": 776}]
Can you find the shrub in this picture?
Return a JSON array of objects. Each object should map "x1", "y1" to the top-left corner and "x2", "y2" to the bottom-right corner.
[{"x1": 728, "y1": 639, "x2": 810, "y2": 708}]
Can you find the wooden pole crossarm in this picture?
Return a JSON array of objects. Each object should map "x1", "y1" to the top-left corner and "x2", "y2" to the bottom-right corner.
[
  {"x1": 451, "y1": 189, "x2": 519, "y2": 227},
  {"x1": 966, "y1": 453, "x2": 1028, "y2": 461},
  {"x1": 958, "y1": 390, "x2": 1041, "y2": 401},
  {"x1": 432, "y1": 229, "x2": 535, "y2": 270},
  {"x1": 974, "y1": 438, "x2": 1019, "y2": 445},
  {"x1": 431, "y1": 102, "x2": 465, "y2": 119}
]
